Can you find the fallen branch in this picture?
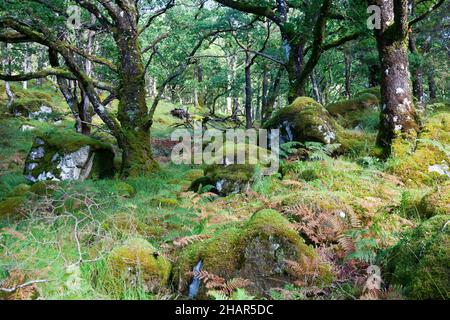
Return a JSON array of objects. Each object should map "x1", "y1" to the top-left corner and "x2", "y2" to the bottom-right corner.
[{"x1": 0, "y1": 279, "x2": 49, "y2": 293}]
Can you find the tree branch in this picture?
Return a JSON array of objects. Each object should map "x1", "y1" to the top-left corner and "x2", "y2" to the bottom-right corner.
[
  {"x1": 409, "y1": 0, "x2": 445, "y2": 27},
  {"x1": 139, "y1": 0, "x2": 175, "y2": 35},
  {"x1": 215, "y1": 0, "x2": 283, "y2": 26}
]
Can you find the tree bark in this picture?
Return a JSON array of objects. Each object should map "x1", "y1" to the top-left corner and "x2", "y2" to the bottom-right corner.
[
  {"x1": 344, "y1": 50, "x2": 352, "y2": 98},
  {"x1": 371, "y1": 0, "x2": 419, "y2": 156},
  {"x1": 114, "y1": 23, "x2": 157, "y2": 177},
  {"x1": 263, "y1": 67, "x2": 283, "y2": 122},
  {"x1": 408, "y1": 32, "x2": 424, "y2": 106},
  {"x1": 244, "y1": 54, "x2": 253, "y2": 129},
  {"x1": 2, "y1": 43, "x2": 14, "y2": 109},
  {"x1": 427, "y1": 68, "x2": 437, "y2": 101}
]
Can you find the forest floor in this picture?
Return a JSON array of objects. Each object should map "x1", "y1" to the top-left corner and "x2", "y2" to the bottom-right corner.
[{"x1": 0, "y1": 82, "x2": 448, "y2": 300}]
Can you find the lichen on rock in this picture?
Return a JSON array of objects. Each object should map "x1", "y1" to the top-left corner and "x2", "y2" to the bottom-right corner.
[
  {"x1": 23, "y1": 130, "x2": 115, "y2": 183},
  {"x1": 263, "y1": 97, "x2": 342, "y2": 145},
  {"x1": 173, "y1": 209, "x2": 332, "y2": 298}
]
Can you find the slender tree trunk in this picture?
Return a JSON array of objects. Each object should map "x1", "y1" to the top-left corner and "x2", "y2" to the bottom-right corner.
[
  {"x1": 48, "y1": 49, "x2": 83, "y2": 132},
  {"x1": 368, "y1": 62, "x2": 381, "y2": 87},
  {"x1": 78, "y1": 16, "x2": 95, "y2": 135},
  {"x1": 409, "y1": 34, "x2": 424, "y2": 106},
  {"x1": 193, "y1": 62, "x2": 204, "y2": 108},
  {"x1": 244, "y1": 54, "x2": 253, "y2": 129},
  {"x1": 371, "y1": 0, "x2": 419, "y2": 156},
  {"x1": 427, "y1": 68, "x2": 437, "y2": 101},
  {"x1": 22, "y1": 44, "x2": 31, "y2": 90},
  {"x1": 311, "y1": 70, "x2": 322, "y2": 104},
  {"x1": 227, "y1": 55, "x2": 237, "y2": 115},
  {"x1": 263, "y1": 67, "x2": 283, "y2": 122},
  {"x1": 344, "y1": 51, "x2": 352, "y2": 98},
  {"x1": 2, "y1": 43, "x2": 14, "y2": 109}
]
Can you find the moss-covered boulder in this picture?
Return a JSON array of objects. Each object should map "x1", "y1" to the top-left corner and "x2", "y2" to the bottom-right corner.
[
  {"x1": 190, "y1": 164, "x2": 256, "y2": 196},
  {"x1": 173, "y1": 209, "x2": 332, "y2": 298},
  {"x1": 419, "y1": 182, "x2": 450, "y2": 218},
  {"x1": 190, "y1": 143, "x2": 277, "y2": 196},
  {"x1": 380, "y1": 215, "x2": 450, "y2": 299},
  {"x1": 23, "y1": 130, "x2": 115, "y2": 183},
  {"x1": 388, "y1": 112, "x2": 450, "y2": 186},
  {"x1": 9, "y1": 98, "x2": 60, "y2": 121},
  {"x1": 263, "y1": 97, "x2": 342, "y2": 145},
  {"x1": 326, "y1": 94, "x2": 380, "y2": 130},
  {"x1": 7, "y1": 184, "x2": 31, "y2": 197},
  {"x1": 107, "y1": 238, "x2": 171, "y2": 293},
  {"x1": 327, "y1": 93, "x2": 379, "y2": 117},
  {"x1": 0, "y1": 196, "x2": 26, "y2": 218}
]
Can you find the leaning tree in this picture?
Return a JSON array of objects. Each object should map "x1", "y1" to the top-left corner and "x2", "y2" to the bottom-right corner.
[{"x1": 0, "y1": 0, "x2": 235, "y2": 177}]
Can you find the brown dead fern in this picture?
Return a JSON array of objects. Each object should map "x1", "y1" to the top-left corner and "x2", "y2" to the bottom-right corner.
[
  {"x1": 186, "y1": 270, "x2": 253, "y2": 296},
  {"x1": 173, "y1": 234, "x2": 211, "y2": 248}
]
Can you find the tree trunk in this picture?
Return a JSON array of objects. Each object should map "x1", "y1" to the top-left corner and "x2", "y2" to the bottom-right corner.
[
  {"x1": 263, "y1": 67, "x2": 283, "y2": 122},
  {"x1": 22, "y1": 44, "x2": 31, "y2": 90},
  {"x1": 368, "y1": 62, "x2": 381, "y2": 87},
  {"x1": 344, "y1": 51, "x2": 352, "y2": 98},
  {"x1": 310, "y1": 70, "x2": 322, "y2": 104},
  {"x1": 244, "y1": 54, "x2": 253, "y2": 129},
  {"x1": 427, "y1": 68, "x2": 437, "y2": 101},
  {"x1": 114, "y1": 26, "x2": 157, "y2": 177},
  {"x1": 78, "y1": 16, "x2": 95, "y2": 135},
  {"x1": 2, "y1": 43, "x2": 14, "y2": 109},
  {"x1": 371, "y1": 0, "x2": 419, "y2": 156},
  {"x1": 286, "y1": 42, "x2": 306, "y2": 102},
  {"x1": 409, "y1": 34, "x2": 424, "y2": 106}
]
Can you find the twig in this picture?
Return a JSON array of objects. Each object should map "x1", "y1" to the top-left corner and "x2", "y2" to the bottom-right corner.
[{"x1": 0, "y1": 279, "x2": 49, "y2": 293}]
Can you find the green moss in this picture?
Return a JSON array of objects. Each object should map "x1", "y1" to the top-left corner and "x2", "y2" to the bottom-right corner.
[
  {"x1": 150, "y1": 197, "x2": 178, "y2": 207},
  {"x1": 387, "y1": 112, "x2": 450, "y2": 186},
  {"x1": 102, "y1": 213, "x2": 164, "y2": 238},
  {"x1": 327, "y1": 93, "x2": 379, "y2": 117},
  {"x1": 24, "y1": 129, "x2": 115, "y2": 181},
  {"x1": 114, "y1": 181, "x2": 136, "y2": 198},
  {"x1": 419, "y1": 182, "x2": 450, "y2": 218},
  {"x1": 188, "y1": 176, "x2": 214, "y2": 193},
  {"x1": 174, "y1": 209, "x2": 332, "y2": 297},
  {"x1": 354, "y1": 87, "x2": 381, "y2": 100},
  {"x1": 7, "y1": 184, "x2": 31, "y2": 197},
  {"x1": 264, "y1": 97, "x2": 342, "y2": 145},
  {"x1": 184, "y1": 169, "x2": 204, "y2": 181},
  {"x1": 0, "y1": 196, "x2": 26, "y2": 218},
  {"x1": 29, "y1": 180, "x2": 58, "y2": 195},
  {"x1": 107, "y1": 238, "x2": 171, "y2": 293},
  {"x1": 380, "y1": 215, "x2": 450, "y2": 299},
  {"x1": 34, "y1": 129, "x2": 112, "y2": 154}
]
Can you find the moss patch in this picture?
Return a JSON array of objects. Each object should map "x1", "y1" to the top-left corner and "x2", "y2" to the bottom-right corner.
[
  {"x1": 0, "y1": 196, "x2": 26, "y2": 219},
  {"x1": 419, "y1": 182, "x2": 450, "y2": 218},
  {"x1": 264, "y1": 97, "x2": 343, "y2": 145},
  {"x1": 388, "y1": 112, "x2": 450, "y2": 186},
  {"x1": 380, "y1": 215, "x2": 450, "y2": 299},
  {"x1": 107, "y1": 238, "x2": 171, "y2": 293},
  {"x1": 174, "y1": 209, "x2": 332, "y2": 298},
  {"x1": 327, "y1": 93, "x2": 379, "y2": 117}
]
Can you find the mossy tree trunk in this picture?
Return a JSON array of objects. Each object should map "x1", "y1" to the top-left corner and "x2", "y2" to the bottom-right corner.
[
  {"x1": 371, "y1": 0, "x2": 419, "y2": 156},
  {"x1": 113, "y1": 12, "x2": 158, "y2": 177}
]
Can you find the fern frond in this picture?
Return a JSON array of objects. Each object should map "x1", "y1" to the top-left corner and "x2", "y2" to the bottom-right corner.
[{"x1": 173, "y1": 234, "x2": 210, "y2": 248}]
